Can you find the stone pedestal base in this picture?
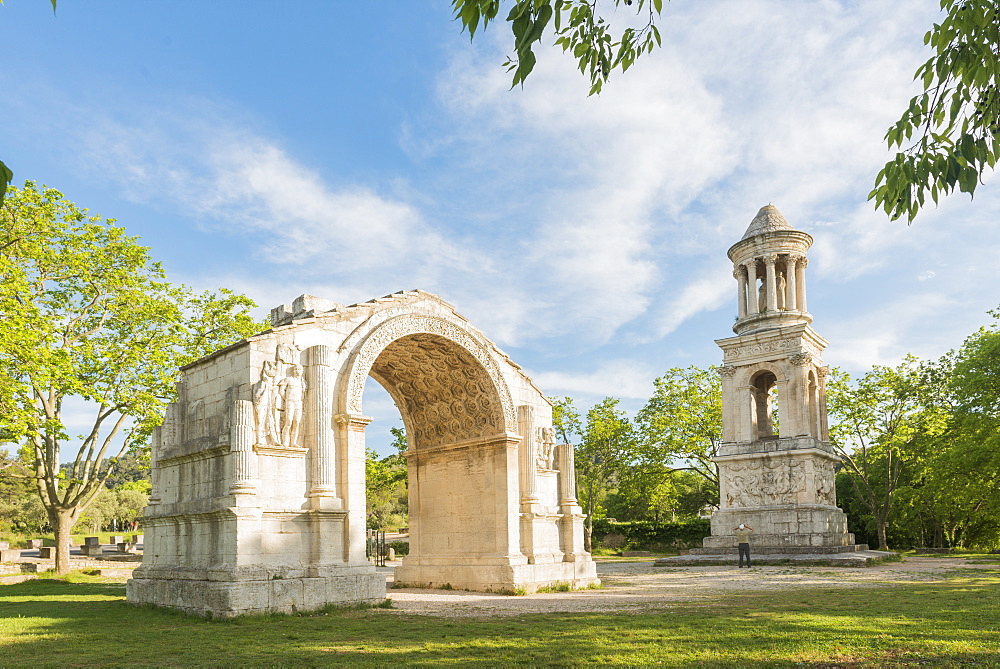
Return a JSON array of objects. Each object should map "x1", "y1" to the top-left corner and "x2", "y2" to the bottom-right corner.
[
  {"x1": 701, "y1": 504, "x2": 856, "y2": 553},
  {"x1": 394, "y1": 557, "x2": 599, "y2": 593},
  {"x1": 126, "y1": 567, "x2": 386, "y2": 618}
]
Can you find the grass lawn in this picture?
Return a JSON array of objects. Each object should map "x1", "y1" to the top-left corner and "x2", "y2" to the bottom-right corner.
[{"x1": 1, "y1": 567, "x2": 998, "y2": 666}]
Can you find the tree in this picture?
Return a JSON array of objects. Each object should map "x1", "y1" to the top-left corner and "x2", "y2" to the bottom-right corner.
[
  {"x1": 635, "y1": 366, "x2": 722, "y2": 490},
  {"x1": 365, "y1": 427, "x2": 408, "y2": 529},
  {"x1": 0, "y1": 160, "x2": 11, "y2": 209},
  {"x1": 575, "y1": 397, "x2": 634, "y2": 550},
  {"x1": 826, "y1": 358, "x2": 946, "y2": 550},
  {"x1": 453, "y1": 0, "x2": 666, "y2": 95},
  {"x1": 0, "y1": 182, "x2": 263, "y2": 573},
  {"x1": 871, "y1": 0, "x2": 1000, "y2": 222},
  {"x1": 926, "y1": 309, "x2": 1000, "y2": 548}
]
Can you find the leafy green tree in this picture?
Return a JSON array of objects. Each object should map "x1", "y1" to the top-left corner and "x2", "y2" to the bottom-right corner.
[
  {"x1": 826, "y1": 358, "x2": 947, "y2": 550},
  {"x1": 926, "y1": 310, "x2": 1000, "y2": 548},
  {"x1": 635, "y1": 366, "x2": 722, "y2": 488},
  {"x1": 551, "y1": 396, "x2": 582, "y2": 447},
  {"x1": 0, "y1": 160, "x2": 12, "y2": 209},
  {"x1": 871, "y1": 0, "x2": 1000, "y2": 222},
  {"x1": 366, "y1": 427, "x2": 408, "y2": 530},
  {"x1": 0, "y1": 182, "x2": 263, "y2": 572},
  {"x1": 0, "y1": 449, "x2": 40, "y2": 537},
  {"x1": 453, "y1": 0, "x2": 666, "y2": 95},
  {"x1": 99, "y1": 450, "x2": 150, "y2": 490},
  {"x1": 576, "y1": 397, "x2": 634, "y2": 550}
]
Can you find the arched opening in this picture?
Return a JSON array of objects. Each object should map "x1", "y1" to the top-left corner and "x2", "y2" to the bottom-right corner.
[
  {"x1": 362, "y1": 380, "x2": 408, "y2": 554},
  {"x1": 360, "y1": 332, "x2": 509, "y2": 572},
  {"x1": 750, "y1": 371, "x2": 779, "y2": 440}
]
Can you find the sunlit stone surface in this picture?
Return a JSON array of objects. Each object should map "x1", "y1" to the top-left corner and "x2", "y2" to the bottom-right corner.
[{"x1": 127, "y1": 290, "x2": 597, "y2": 617}]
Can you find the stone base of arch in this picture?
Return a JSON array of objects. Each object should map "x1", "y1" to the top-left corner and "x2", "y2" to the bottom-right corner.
[
  {"x1": 394, "y1": 560, "x2": 599, "y2": 593},
  {"x1": 127, "y1": 571, "x2": 386, "y2": 619}
]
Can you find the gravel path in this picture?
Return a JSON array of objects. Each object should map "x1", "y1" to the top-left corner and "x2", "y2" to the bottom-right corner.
[{"x1": 384, "y1": 557, "x2": 998, "y2": 618}]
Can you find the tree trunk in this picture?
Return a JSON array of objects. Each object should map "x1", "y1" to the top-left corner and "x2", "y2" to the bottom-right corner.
[
  {"x1": 876, "y1": 516, "x2": 889, "y2": 551},
  {"x1": 583, "y1": 481, "x2": 595, "y2": 552},
  {"x1": 52, "y1": 507, "x2": 76, "y2": 575}
]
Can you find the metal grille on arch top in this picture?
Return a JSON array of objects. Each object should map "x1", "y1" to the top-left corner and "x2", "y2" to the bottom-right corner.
[{"x1": 126, "y1": 290, "x2": 597, "y2": 617}]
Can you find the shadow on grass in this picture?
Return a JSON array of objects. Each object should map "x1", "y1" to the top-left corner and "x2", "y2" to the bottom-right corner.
[{"x1": 1, "y1": 575, "x2": 998, "y2": 666}]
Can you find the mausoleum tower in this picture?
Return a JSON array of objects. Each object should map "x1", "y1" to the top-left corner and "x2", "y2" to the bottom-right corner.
[{"x1": 697, "y1": 205, "x2": 863, "y2": 555}]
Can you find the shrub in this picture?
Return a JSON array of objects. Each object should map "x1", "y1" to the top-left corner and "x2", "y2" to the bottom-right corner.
[
  {"x1": 388, "y1": 540, "x2": 410, "y2": 556},
  {"x1": 591, "y1": 519, "x2": 711, "y2": 550}
]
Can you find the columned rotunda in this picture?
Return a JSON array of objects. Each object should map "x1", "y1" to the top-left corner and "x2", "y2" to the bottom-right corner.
[{"x1": 695, "y1": 205, "x2": 863, "y2": 555}]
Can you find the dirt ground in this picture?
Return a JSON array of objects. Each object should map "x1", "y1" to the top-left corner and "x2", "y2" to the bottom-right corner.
[{"x1": 384, "y1": 557, "x2": 999, "y2": 617}]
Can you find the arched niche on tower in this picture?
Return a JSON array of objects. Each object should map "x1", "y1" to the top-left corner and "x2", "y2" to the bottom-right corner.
[{"x1": 737, "y1": 363, "x2": 788, "y2": 443}]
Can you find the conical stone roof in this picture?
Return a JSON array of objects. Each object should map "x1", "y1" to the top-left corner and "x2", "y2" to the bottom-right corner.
[{"x1": 741, "y1": 204, "x2": 794, "y2": 240}]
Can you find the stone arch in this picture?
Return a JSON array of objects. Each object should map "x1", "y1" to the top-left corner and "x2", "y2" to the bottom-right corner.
[
  {"x1": 339, "y1": 314, "x2": 516, "y2": 436},
  {"x1": 743, "y1": 363, "x2": 786, "y2": 441},
  {"x1": 127, "y1": 291, "x2": 597, "y2": 617}
]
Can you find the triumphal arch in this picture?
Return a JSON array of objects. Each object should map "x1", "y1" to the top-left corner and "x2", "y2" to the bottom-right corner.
[{"x1": 127, "y1": 290, "x2": 597, "y2": 617}]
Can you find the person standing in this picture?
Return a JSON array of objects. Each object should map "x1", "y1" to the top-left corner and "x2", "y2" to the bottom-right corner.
[{"x1": 733, "y1": 523, "x2": 754, "y2": 568}]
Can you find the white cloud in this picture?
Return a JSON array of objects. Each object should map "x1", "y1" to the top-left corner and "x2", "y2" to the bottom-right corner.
[
  {"x1": 655, "y1": 269, "x2": 734, "y2": 338},
  {"x1": 529, "y1": 359, "x2": 658, "y2": 400},
  {"x1": 58, "y1": 0, "x2": 996, "y2": 378}
]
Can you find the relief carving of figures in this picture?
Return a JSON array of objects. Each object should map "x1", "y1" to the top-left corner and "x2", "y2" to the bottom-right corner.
[
  {"x1": 252, "y1": 344, "x2": 304, "y2": 448},
  {"x1": 276, "y1": 364, "x2": 305, "y2": 446},
  {"x1": 814, "y1": 461, "x2": 836, "y2": 505},
  {"x1": 253, "y1": 359, "x2": 279, "y2": 446},
  {"x1": 722, "y1": 459, "x2": 806, "y2": 507},
  {"x1": 536, "y1": 426, "x2": 556, "y2": 470}
]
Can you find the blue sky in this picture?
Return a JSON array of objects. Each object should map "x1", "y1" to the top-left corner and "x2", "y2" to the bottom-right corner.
[{"x1": 4, "y1": 1, "x2": 999, "y2": 455}]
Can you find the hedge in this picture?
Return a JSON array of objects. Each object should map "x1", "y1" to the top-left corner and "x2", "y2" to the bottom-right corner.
[{"x1": 591, "y1": 518, "x2": 711, "y2": 549}]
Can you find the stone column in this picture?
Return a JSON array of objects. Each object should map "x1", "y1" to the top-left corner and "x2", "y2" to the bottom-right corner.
[
  {"x1": 735, "y1": 266, "x2": 747, "y2": 319},
  {"x1": 717, "y1": 366, "x2": 738, "y2": 442},
  {"x1": 517, "y1": 405, "x2": 539, "y2": 503},
  {"x1": 335, "y1": 413, "x2": 372, "y2": 563},
  {"x1": 557, "y1": 442, "x2": 587, "y2": 561},
  {"x1": 557, "y1": 443, "x2": 578, "y2": 504},
  {"x1": 746, "y1": 260, "x2": 759, "y2": 314},
  {"x1": 306, "y1": 345, "x2": 340, "y2": 504},
  {"x1": 816, "y1": 366, "x2": 830, "y2": 441},
  {"x1": 764, "y1": 254, "x2": 778, "y2": 312},
  {"x1": 786, "y1": 256, "x2": 798, "y2": 311},
  {"x1": 229, "y1": 398, "x2": 258, "y2": 494},
  {"x1": 797, "y1": 257, "x2": 808, "y2": 313}
]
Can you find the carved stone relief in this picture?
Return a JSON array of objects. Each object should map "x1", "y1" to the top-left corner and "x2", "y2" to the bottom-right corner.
[
  {"x1": 345, "y1": 315, "x2": 516, "y2": 430},
  {"x1": 370, "y1": 334, "x2": 506, "y2": 450},
  {"x1": 789, "y1": 353, "x2": 813, "y2": 366},
  {"x1": 252, "y1": 344, "x2": 305, "y2": 448},
  {"x1": 813, "y1": 459, "x2": 836, "y2": 505},
  {"x1": 536, "y1": 427, "x2": 556, "y2": 470},
  {"x1": 722, "y1": 458, "x2": 806, "y2": 507},
  {"x1": 723, "y1": 338, "x2": 798, "y2": 360}
]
